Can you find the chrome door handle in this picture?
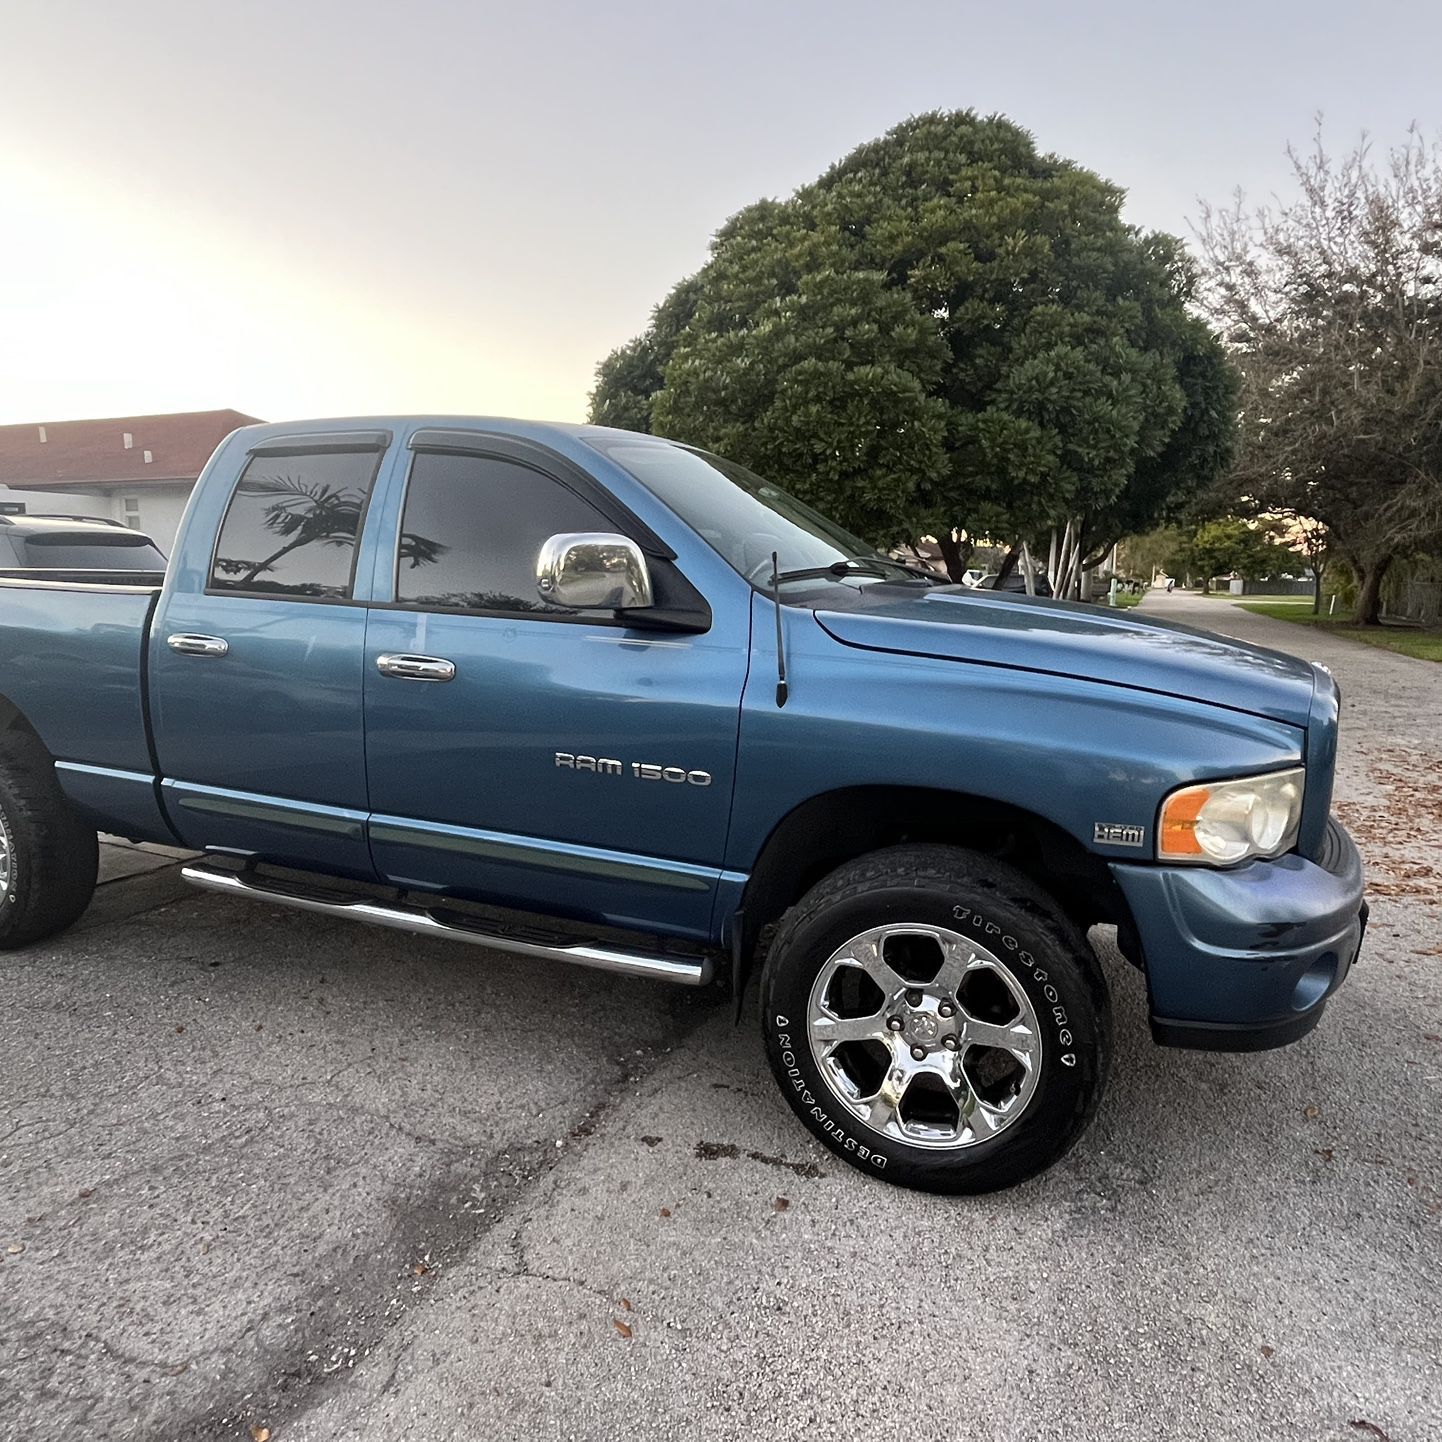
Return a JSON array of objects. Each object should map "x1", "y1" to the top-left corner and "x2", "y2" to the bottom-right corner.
[
  {"x1": 167, "y1": 633, "x2": 229, "y2": 657},
  {"x1": 376, "y1": 653, "x2": 457, "y2": 682}
]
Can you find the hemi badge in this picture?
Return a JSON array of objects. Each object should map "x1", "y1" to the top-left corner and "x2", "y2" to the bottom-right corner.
[{"x1": 1094, "y1": 822, "x2": 1146, "y2": 847}]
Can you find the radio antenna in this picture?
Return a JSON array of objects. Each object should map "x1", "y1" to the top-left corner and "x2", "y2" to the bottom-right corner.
[{"x1": 770, "y1": 551, "x2": 789, "y2": 707}]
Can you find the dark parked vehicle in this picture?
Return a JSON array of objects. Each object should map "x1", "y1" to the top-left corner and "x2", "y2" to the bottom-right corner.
[
  {"x1": 977, "y1": 568, "x2": 1055, "y2": 597},
  {"x1": 0, "y1": 514, "x2": 167, "y2": 584}
]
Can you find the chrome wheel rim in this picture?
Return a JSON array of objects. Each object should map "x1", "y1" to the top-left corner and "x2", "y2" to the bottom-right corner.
[
  {"x1": 0, "y1": 810, "x2": 11, "y2": 895},
  {"x1": 806, "y1": 923, "x2": 1042, "y2": 1150}
]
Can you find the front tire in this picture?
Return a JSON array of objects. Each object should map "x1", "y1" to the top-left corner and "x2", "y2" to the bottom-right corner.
[
  {"x1": 0, "y1": 731, "x2": 99, "y2": 950},
  {"x1": 760, "y1": 844, "x2": 1111, "y2": 1194}
]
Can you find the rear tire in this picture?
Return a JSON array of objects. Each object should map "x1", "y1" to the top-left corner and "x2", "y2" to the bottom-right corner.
[
  {"x1": 760, "y1": 844, "x2": 1111, "y2": 1194},
  {"x1": 0, "y1": 731, "x2": 99, "y2": 949}
]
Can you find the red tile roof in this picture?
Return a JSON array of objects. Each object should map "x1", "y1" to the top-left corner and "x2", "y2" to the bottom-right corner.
[{"x1": 0, "y1": 409, "x2": 263, "y2": 489}]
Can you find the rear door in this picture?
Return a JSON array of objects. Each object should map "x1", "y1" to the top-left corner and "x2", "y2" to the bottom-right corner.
[
  {"x1": 148, "y1": 429, "x2": 392, "y2": 876},
  {"x1": 361, "y1": 433, "x2": 749, "y2": 941}
]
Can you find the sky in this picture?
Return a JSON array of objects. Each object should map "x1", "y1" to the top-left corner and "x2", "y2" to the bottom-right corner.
[{"x1": 2, "y1": 0, "x2": 1439, "y2": 428}]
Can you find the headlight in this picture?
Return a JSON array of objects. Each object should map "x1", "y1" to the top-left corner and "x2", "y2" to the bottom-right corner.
[{"x1": 1158, "y1": 767, "x2": 1304, "y2": 865}]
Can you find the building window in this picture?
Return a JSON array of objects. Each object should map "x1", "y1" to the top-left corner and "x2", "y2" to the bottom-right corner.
[
  {"x1": 122, "y1": 497, "x2": 141, "y2": 530},
  {"x1": 123, "y1": 432, "x2": 133, "y2": 449}
]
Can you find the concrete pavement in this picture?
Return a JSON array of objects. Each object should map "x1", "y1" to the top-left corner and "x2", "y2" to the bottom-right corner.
[
  {"x1": 2, "y1": 595, "x2": 1439, "y2": 1442},
  {"x1": 96, "y1": 837, "x2": 195, "y2": 888}
]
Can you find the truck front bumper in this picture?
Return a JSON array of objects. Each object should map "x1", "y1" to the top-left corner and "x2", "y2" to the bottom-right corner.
[{"x1": 1110, "y1": 817, "x2": 1367, "y2": 1052}]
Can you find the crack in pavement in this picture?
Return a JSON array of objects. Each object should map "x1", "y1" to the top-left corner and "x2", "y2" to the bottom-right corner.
[{"x1": 152, "y1": 1001, "x2": 716, "y2": 1442}]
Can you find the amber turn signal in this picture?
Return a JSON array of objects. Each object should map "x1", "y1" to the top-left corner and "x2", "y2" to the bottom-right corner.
[{"x1": 1159, "y1": 785, "x2": 1211, "y2": 858}]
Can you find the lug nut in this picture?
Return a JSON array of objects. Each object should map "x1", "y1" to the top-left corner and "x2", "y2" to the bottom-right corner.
[
  {"x1": 942, "y1": 1034, "x2": 959, "y2": 1051},
  {"x1": 910, "y1": 1045, "x2": 927, "y2": 1061},
  {"x1": 886, "y1": 1016, "x2": 904, "y2": 1032},
  {"x1": 904, "y1": 989, "x2": 923, "y2": 1007},
  {"x1": 938, "y1": 1002, "x2": 955, "y2": 1018}
]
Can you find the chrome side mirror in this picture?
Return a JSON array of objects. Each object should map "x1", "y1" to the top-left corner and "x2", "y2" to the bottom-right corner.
[{"x1": 536, "y1": 532, "x2": 654, "y2": 611}]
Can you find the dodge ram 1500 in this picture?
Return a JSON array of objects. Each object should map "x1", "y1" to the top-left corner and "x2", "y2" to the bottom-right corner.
[{"x1": 0, "y1": 417, "x2": 1366, "y2": 1191}]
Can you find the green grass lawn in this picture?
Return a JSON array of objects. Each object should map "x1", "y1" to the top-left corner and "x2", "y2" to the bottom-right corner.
[
  {"x1": 1109, "y1": 591, "x2": 1144, "y2": 608},
  {"x1": 1238, "y1": 601, "x2": 1442, "y2": 662}
]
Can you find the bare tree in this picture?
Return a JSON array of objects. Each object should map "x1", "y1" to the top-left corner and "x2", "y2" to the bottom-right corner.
[{"x1": 1196, "y1": 125, "x2": 1442, "y2": 623}]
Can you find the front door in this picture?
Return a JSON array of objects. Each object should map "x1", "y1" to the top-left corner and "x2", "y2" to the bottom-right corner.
[
  {"x1": 149, "y1": 430, "x2": 391, "y2": 876},
  {"x1": 362, "y1": 439, "x2": 748, "y2": 941}
]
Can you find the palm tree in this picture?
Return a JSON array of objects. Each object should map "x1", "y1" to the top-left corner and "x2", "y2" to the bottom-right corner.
[{"x1": 232, "y1": 475, "x2": 365, "y2": 586}]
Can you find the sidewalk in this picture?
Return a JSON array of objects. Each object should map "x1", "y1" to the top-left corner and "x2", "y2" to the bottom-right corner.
[{"x1": 1139, "y1": 587, "x2": 1434, "y2": 678}]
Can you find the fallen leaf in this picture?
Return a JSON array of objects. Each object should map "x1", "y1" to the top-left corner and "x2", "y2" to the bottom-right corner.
[
  {"x1": 1424, "y1": 1034, "x2": 1441, "y2": 1043},
  {"x1": 412, "y1": 1263, "x2": 429, "y2": 1276},
  {"x1": 612, "y1": 1319, "x2": 633, "y2": 1339},
  {"x1": 640, "y1": 1135, "x2": 662, "y2": 1147},
  {"x1": 1348, "y1": 1422, "x2": 1392, "y2": 1441},
  {"x1": 175, "y1": 1025, "x2": 185, "y2": 1035},
  {"x1": 1303, "y1": 1105, "x2": 1320, "y2": 1119},
  {"x1": 78, "y1": 1188, "x2": 93, "y2": 1199},
  {"x1": 1314, "y1": 1148, "x2": 1334, "y2": 1163},
  {"x1": 255, "y1": 1024, "x2": 263, "y2": 1033},
  {"x1": 250, "y1": 1427, "x2": 271, "y2": 1442},
  {"x1": 619, "y1": 1297, "x2": 633, "y2": 1312},
  {"x1": 659, "y1": 1207, "x2": 671, "y2": 1218},
  {"x1": 773, "y1": 1196, "x2": 790, "y2": 1212},
  {"x1": 1260, "y1": 1345, "x2": 1275, "y2": 1359},
  {"x1": 694, "y1": 1140, "x2": 740, "y2": 1162}
]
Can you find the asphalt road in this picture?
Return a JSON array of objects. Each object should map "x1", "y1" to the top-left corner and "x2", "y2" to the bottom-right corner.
[{"x1": 2, "y1": 592, "x2": 1439, "y2": 1442}]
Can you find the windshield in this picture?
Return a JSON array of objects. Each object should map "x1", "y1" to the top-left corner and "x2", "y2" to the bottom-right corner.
[{"x1": 589, "y1": 435, "x2": 896, "y2": 584}]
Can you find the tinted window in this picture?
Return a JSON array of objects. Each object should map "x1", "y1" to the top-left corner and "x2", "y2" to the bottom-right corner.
[
  {"x1": 211, "y1": 450, "x2": 380, "y2": 598},
  {"x1": 395, "y1": 452, "x2": 610, "y2": 614},
  {"x1": 19, "y1": 533, "x2": 167, "y2": 570}
]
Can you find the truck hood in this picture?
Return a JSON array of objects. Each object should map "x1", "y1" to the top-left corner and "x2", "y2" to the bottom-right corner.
[{"x1": 811, "y1": 586, "x2": 1317, "y2": 729}]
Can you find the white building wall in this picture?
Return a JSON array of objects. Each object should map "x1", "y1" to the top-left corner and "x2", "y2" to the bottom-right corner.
[
  {"x1": 0, "y1": 484, "x2": 114, "y2": 519},
  {"x1": 121, "y1": 485, "x2": 193, "y2": 553}
]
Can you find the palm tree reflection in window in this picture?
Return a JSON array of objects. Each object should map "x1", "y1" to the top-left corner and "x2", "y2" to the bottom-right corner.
[{"x1": 213, "y1": 474, "x2": 447, "y2": 596}]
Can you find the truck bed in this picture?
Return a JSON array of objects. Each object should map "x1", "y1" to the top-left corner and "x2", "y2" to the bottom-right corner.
[{"x1": 0, "y1": 576, "x2": 160, "y2": 780}]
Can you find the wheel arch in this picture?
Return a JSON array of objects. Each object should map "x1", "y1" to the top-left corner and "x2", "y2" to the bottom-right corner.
[
  {"x1": 0, "y1": 693, "x2": 45, "y2": 743},
  {"x1": 731, "y1": 784, "x2": 1137, "y2": 1005}
]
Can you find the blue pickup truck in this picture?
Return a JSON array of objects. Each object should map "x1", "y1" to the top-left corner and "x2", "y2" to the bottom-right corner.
[{"x1": 0, "y1": 417, "x2": 1366, "y2": 1192}]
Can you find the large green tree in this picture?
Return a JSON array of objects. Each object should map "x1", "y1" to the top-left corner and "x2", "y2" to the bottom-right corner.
[
  {"x1": 590, "y1": 111, "x2": 1237, "y2": 593},
  {"x1": 1197, "y1": 129, "x2": 1442, "y2": 624}
]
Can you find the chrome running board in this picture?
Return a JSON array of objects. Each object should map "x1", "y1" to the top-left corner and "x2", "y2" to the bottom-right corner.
[{"x1": 180, "y1": 861, "x2": 714, "y2": 986}]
